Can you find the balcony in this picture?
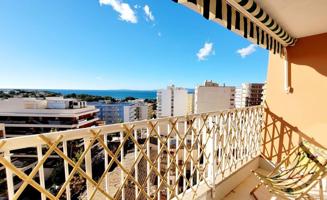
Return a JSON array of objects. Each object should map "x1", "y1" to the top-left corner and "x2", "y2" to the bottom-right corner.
[{"x1": 0, "y1": 106, "x2": 326, "y2": 200}]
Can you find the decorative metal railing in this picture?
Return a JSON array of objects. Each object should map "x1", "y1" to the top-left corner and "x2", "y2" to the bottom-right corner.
[{"x1": 0, "y1": 106, "x2": 263, "y2": 200}]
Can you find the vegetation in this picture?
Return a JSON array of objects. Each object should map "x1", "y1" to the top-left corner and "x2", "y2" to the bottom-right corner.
[
  {"x1": 121, "y1": 96, "x2": 136, "y2": 102},
  {"x1": 0, "y1": 89, "x2": 156, "y2": 103},
  {"x1": 144, "y1": 98, "x2": 156, "y2": 103},
  {"x1": 0, "y1": 89, "x2": 60, "y2": 99},
  {"x1": 64, "y1": 93, "x2": 117, "y2": 102}
]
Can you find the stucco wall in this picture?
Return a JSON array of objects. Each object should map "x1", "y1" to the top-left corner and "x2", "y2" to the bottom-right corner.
[
  {"x1": 265, "y1": 33, "x2": 327, "y2": 147},
  {"x1": 195, "y1": 86, "x2": 235, "y2": 114}
]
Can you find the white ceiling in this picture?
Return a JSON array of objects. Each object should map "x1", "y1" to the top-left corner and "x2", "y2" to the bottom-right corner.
[{"x1": 255, "y1": 0, "x2": 327, "y2": 38}]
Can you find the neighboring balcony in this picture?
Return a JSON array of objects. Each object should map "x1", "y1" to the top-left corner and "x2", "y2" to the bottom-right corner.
[{"x1": 0, "y1": 106, "x2": 325, "y2": 199}]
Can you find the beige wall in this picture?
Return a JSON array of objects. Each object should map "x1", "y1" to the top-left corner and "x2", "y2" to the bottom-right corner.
[
  {"x1": 265, "y1": 33, "x2": 327, "y2": 147},
  {"x1": 195, "y1": 86, "x2": 235, "y2": 114},
  {"x1": 187, "y1": 93, "x2": 194, "y2": 114}
]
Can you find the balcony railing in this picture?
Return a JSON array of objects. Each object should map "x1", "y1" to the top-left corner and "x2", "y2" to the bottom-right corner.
[{"x1": 0, "y1": 106, "x2": 263, "y2": 200}]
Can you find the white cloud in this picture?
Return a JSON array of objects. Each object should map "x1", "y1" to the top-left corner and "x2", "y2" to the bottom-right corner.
[
  {"x1": 96, "y1": 76, "x2": 103, "y2": 80},
  {"x1": 143, "y1": 5, "x2": 155, "y2": 22},
  {"x1": 158, "y1": 32, "x2": 162, "y2": 37},
  {"x1": 134, "y1": 4, "x2": 140, "y2": 9},
  {"x1": 197, "y1": 42, "x2": 214, "y2": 61},
  {"x1": 237, "y1": 44, "x2": 256, "y2": 58},
  {"x1": 99, "y1": 0, "x2": 137, "y2": 24}
]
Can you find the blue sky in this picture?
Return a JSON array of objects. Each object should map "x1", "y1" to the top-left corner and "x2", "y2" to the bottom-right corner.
[{"x1": 0, "y1": 0, "x2": 268, "y2": 90}]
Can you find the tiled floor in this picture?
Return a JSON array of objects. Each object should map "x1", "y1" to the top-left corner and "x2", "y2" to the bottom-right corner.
[
  {"x1": 223, "y1": 168, "x2": 327, "y2": 200},
  {"x1": 223, "y1": 169, "x2": 281, "y2": 200}
]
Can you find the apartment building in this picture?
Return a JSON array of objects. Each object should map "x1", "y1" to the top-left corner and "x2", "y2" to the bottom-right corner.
[
  {"x1": 0, "y1": 97, "x2": 99, "y2": 137},
  {"x1": 0, "y1": 124, "x2": 5, "y2": 139},
  {"x1": 194, "y1": 81, "x2": 235, "y2": 114},
  {"x1": 235, "y1": 83, "x2": 264, "y2": 108},
  {"x1": 156, "y1": 85, "x2": 188, "y2": 118},
  {"x1": 147, "y1": 103, "x2": 155, "y2": 119},
  {"x1": 89, "y1": 100, "x2": 148, "y2": 124},
  {"x1": 187, "y1": 93, "x2": 194, "y2": 115}
]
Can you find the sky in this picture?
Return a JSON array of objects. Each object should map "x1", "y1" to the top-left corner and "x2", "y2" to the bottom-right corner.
[{"x1": 0, "y1": 0, "x2": 268, "y2": 90}]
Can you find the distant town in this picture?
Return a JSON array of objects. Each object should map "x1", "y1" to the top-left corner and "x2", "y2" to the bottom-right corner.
[
  {"x1": 0, "y1": 81, "x2": 264, "y2": 198},
  {"x1": 0, "y1": 81, "x2": 264, "y2": 138}
]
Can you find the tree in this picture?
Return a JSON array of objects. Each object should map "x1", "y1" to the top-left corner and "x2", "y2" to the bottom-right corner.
[{"x1": 122, "y1": 96, "x2": 136, "y2": 102}]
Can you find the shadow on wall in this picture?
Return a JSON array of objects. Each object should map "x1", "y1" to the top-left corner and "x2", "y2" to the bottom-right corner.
[
  {"x1": 261, "y1": 102, "x2": 325, "y2": 165},
  {"x1": 286, "y1": 33, "x2": 327, "y2": 93}
]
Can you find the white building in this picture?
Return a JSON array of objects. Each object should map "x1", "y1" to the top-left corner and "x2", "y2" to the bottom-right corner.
[
  {"x1": 235, "y1": 83, "x2": 264, "y2": 108},
  {"x1": 194, "y1": 81, "x2": 235, "y2": 114},
  {"x1": 0, "y1": 97, "x2": 99, "y2": 137},
  {"x1": 128, "y1": 99, "x2": 149, "y2": 120},
  {"x1": 89, "y1": 100, "x2": 149, "y2": 124},
  {"x1": 157, "y1": 85, "x2": 188, "y2": 118}
]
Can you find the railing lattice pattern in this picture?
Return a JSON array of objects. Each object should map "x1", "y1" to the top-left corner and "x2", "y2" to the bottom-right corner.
[{"x1": 0, "y1": 106, "x2": 263, "y2": 200}]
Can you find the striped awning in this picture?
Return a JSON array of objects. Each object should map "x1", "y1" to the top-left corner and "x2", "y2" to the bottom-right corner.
[{"x1": 173, "y1": 0, "x2": 296, "y2": 54}]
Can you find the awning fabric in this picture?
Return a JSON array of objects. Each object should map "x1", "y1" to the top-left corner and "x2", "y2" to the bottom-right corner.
[{"x1": 172, "y1": 0, "x2": 296, "y2": 54}]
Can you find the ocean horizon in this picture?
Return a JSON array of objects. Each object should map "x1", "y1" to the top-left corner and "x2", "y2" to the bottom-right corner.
[
  {"x1": 1, "y1": 88, "x2": 195, "y2": 99},
  {"x1": 47, "y1": 89, "x2": 157, "y2": 99}
]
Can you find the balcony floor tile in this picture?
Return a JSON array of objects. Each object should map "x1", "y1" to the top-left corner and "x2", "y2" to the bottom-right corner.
[{"x1": 223, "y1": 168, "x2": 281, "y2": 200}]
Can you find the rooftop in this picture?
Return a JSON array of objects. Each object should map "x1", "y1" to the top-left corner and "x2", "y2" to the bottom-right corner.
[{"x1": 0, "y1": 98, "x2": 98, "y2": 117}]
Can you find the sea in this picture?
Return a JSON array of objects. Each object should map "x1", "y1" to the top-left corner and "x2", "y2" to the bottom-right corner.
[
  {"x1": 47, "y1": 89, "x2": 157, "y2": 99},
  {"x1": 2, "y1": 88, "x2": 194, "y2": 100}
]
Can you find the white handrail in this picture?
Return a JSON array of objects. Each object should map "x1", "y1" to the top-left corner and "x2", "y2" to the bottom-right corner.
[{"x1": 0, "y1": 106, "x2": 263, "y2": 200}]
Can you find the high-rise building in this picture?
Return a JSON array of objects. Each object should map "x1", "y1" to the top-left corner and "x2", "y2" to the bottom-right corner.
[
  {"x1": 0, "y1": 97, "x2": 99, "y2": 137},
  {"x1": 194, "y1": 80, "x2": 235, "y2": 114},
  {"x1": 147, "y1": 103, "x2": 155, "y2": 119},
  {"x1": 0, "y1": 123, "x2": 5, "y2": 139},
  {"x1": 156, "y1": 85, "x2": 188, "y2": 118},
  {"x1": 187, "y1": 93, "x2": 194, "y2": 115},
  {"x1": 235, "y1": 83, "x2": 264, "y2": 108},
  {"x1": 89, "y1": 100, "x2": 149, "y2": 124}
]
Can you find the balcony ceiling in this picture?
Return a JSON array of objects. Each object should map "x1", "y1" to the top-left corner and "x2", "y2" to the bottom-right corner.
[{"x1": 255, "y1": 0, "x2": 327, "y2": 38}]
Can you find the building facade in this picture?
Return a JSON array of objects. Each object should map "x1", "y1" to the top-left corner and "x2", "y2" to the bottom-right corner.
[
  {"x1": 235, "y1": 83, "x2": 264, "y2": 108},
  {"x1": 89, "y1": 100, "x2": 149, "y2": 124},
  {"x1": 187, "y1": 93, "x2": 194, "y2": 115},
  {"x1": 156, "y1": 85, "x2": 188, "y2": 118},
  {"x1": 0, "y1": 97, "x2": 99, "y2": 137},
  {"x1": 194, "y1": 81, "x2": 235, "y2": 114},
  {"x1": 147, "y1": 103, "x2": 155, "y2": 119},
  {"x1": 0, "y1": 124, "x2": 5, "y2": 139}
]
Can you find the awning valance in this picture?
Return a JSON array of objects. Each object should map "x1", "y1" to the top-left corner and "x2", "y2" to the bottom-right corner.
[{"x1": 173, "y1": 0, "x2": 297, "y2": 54}]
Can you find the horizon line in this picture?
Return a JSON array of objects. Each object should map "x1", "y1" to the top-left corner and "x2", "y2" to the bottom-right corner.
[
  {"x1": 0, "y1": 87, "x2": 198, "y2": 91},
  {"x1": 0, "y1": 88, "x2": 159, "y2": 91}
]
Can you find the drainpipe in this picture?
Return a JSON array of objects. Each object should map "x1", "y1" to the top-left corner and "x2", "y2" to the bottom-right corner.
[{"x1": 284, "y1": 47, "x2": 290, "y2": 93}]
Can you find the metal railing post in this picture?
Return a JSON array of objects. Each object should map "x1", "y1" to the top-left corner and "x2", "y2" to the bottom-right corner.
[
  {"x1": 207, "y1": 116, "x2": 216, "y2": 198},
  {"x1": 37, "y1": 144, "x2": 46, "y2": 200},
  {"x1": 104, "y1": 133, "x2": 110, "y2": 200},
  {"x1": 120, "y1": 131, "x2": 126, "y2": 200},
  {"x1": 84, "y1": 137, "x2": 93, "y2": 199},
  {"x1": 4, "y1": 150, "x2": 14, "y2": 199},
  {"x1": 63, "y1": 140, "x2": 71, "y2": 200}
]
